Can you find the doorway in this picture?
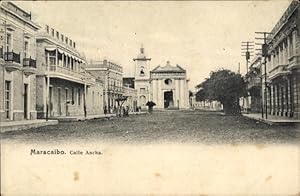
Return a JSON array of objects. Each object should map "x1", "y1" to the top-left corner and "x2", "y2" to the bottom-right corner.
[
  {"x1": 164, "y1": 91, "x2": 173, "y2": 108},
  {"x1": 24, "y1": 84, "x2": 28, "y2": 119}
]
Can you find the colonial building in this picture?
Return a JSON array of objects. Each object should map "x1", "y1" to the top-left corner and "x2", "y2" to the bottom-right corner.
[
  {"x1": 133, "y1": 46, "x2": 151, "y2": 109},
  {"x1": 0, "y1": 2, "x2": 40, "y2": 121},
  {"x1": 263, "y1": 0, "x2": 300, "y2": 119},
  {"x1": 35, "y1": 24, "x2": 104, "y2": 118},
  {"x1": 85, "y1": 59, "x2": 123, "y2": 113},
  {"x1": 133, "y1": 46, "x2": 189, "y2": 110},
  {"x1": 245, "y1": 56, "x2": 262, "y2": 113}
]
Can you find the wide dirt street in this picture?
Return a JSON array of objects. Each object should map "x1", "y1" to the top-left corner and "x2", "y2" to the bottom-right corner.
[{"x1": 1, "y1": 110, "x2": 300, "y2": 145}]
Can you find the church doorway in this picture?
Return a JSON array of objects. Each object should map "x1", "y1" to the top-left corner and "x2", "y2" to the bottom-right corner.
[{"x1": 164, "y1": 91, "x2": 173, "y2": 108}]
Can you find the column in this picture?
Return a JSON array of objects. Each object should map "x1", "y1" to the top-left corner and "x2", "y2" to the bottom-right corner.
[
  {"x1": 287, "y1": 37, "x2": 290, "y2": 59},
  {"x1": 270, "y1": 85, "x2": 273, "y2": 115},
  {"x1": 180, "y1": 79, "x2": 184, "y2": 108},
  {"x1": 55, "y1": 49, "x2": 58, "y2": 69},
  {"x1": 292, "y1": 31, "x2": 296, "y2": 56},
  {"x1": 277, "y1": 84, "x2": 280, "y2": 116},
  {"x1": 175, "y1": 79, "x2": 180, "y2": 108},
  {"x1": 157, "y1": 79, "x2": 162, "y2": 108},
  {"x1": 272, "y1": 84, "x2": 276, "y2": 115},
  {"x1": 290, "y1": 77, "x2": 294, "y2": 118},
  {"x1": 286, "y1": 79, "x2": 289, "y2": 117}
]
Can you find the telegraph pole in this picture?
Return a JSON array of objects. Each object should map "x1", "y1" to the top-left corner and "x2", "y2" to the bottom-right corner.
[
  {"x1": 255, "y1": 32, "x2": 272, "y2": 119},
  {"x1": 241, "y1": 41, "x2": 254, "y2": 74}
]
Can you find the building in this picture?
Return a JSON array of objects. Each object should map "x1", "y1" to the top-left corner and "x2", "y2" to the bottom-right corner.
[
  {"x1": 245, "y1": 56, "x2": 262, "y2": 113},
  {"x1": 263, "y1": 0, "x2": 300, "y2": 119},
  {"x1": 35, "y1": 24, "x2": 103, "y2": 118},
  {"x1": 133, "y1": 46, "x2": 151, "y2": 109},
  {"x1": 85, "y1": 59, "x2": 123, "y2": 113},
  {"x1": 123, "y1": 77, "x2": 135, "y2": 88},
  {"x1": 133, "y1": 46, "x2": 189, "y2": 110},
  {"x1": 0, "y1": 2, "x2": 40, "y2": 121},
  {"x1": 122, "y1": 86, "x2": 137, "y2": 112}
]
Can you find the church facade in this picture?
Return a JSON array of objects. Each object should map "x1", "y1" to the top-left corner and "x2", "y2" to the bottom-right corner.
[{"x1": 133, "y1": 46, "x2": 189, "y2": 110}]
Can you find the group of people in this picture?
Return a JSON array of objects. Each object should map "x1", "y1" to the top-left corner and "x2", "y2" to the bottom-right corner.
[{"x1": 103, "y1": 105, "x2": 130, "y2": 117}]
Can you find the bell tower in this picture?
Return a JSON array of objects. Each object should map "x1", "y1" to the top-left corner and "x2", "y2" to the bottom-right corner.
[
  {"x1": 133, "y1": 44, "x2": 151, "y2": 80},
  {"x1": 133, "y1": 44, "x2": 151, "y2": 109}
]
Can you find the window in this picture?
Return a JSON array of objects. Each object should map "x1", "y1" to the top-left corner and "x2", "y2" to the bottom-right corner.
[
  {"x1": 47, "y1": 51, "x2": 56, "y2": 66},
  {"x1": 65, "y1": 37, "x2": 68, "y2": 44},
  {"x1": 5, "y1": 81, "x2": 11, "y2": 119},
  {"x1": 6, "y1": 33, "x2": 12, "y2": 52},
  {"x1": 69, "y1": 40, "x2": 72, "y2": 46},
  {"x1": 51, "y1": 28, "x2": 54, "y2": 37},
  {"x1": 46, "y1": 25, "x2": 49, "y2": 33},
  {"x1": 56, "y1": 31, "x2": 59, "y2": 39},
  {"x1": 73, "y1": 42, "x2": 76, "y2": 48},
  {"x1": 61, "y1": 34, "x2": 64, "y2": 42},
  {"x1": 164, "y1": 79, "x2": 172, "y2": 85},
  {"x1": 140, "y1": 88, "x2": 146, "y2": 94},
  {"x1": 24, "y1": 40, "x2": 29, "y2": 58},
  {"x1": 140, "y1": 69, "x2": 145, "y2": 76}
]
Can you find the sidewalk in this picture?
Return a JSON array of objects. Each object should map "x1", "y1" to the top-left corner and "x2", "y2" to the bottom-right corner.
[
  {"x1": 50, "y1": 112, "x2": 147, "y2": 122},
  {"x1": 50, "y1": 114, "x2": 117, "y2": 122},
  {"x1": 0, "y1": 119, "x2": 58, "y2": 133},
  {"x1": 243, "y1": 113, "x2": 300, "y2": 125}
]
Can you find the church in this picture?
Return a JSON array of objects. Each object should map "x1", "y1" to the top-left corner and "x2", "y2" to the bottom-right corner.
[{"x1": 133, "y1": 46, "x2": 189, "y2": 110}]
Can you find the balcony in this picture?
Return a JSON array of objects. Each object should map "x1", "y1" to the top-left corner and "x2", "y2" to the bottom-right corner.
[
  {"x1": 2, "y1": 51, "x2": 22, "y2": 72},
  {"x1": 287, "y1": 55, "x2": 300, "y2": 70},
  {"x1": 268, "y1": 64, "x2": 290, "y2": 80},
  {"x1": 247, "y1": 77, "x2": 261, "y2": 90},
  {"x1": 23, "y1": 57, "x2": 37, "y2": 76},
  {"x1": 47, "y1": 65, "x2": 86, "y2": 84}
]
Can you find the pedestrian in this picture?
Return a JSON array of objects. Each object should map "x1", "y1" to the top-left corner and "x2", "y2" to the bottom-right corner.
[{"x1": 104, "y1": 105, "x2": 107, "y2": 116}]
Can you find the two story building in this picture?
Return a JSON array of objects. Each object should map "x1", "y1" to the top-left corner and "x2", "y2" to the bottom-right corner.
[
  {"x1": 263, "y1": 0, "x2": 300, "y2": 119},
  {"x1": 85, "y1": 59, "x2": 123, "y2": 113},
  {"x1": 35, "y1": 24, "x2": 104, "y2": 118},
  {"x1": 0, "y1": 2, "x2": 40, "y2": 121}
]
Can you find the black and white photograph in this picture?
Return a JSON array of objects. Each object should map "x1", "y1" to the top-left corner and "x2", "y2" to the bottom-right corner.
[{"x1": 0, "y1": 0, "x2": 300, "y2": 195}]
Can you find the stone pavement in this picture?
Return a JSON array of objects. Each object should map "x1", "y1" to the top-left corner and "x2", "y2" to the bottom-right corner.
[
  {"x1": 0, "y1": 119, "x2": 58, "y2": 133},
  {"x1": 243, "y1": 113, "x2": 300, "y2": 125}
]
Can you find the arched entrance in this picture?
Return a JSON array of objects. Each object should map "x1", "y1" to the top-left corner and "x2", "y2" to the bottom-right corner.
[
  {"x1": 139, "y1": 95, "x2": 146, "y2": 107},
  {"x1": 164, "y1": 91, "x2": 173, "y2": 108}
]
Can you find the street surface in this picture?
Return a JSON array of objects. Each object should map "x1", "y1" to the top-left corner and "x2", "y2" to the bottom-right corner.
[{"x1": 1, "y1": 110, "x2": 299, "y2": 145}]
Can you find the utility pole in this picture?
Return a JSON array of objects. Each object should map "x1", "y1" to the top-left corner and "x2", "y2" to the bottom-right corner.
[
  {"x1": 241, "y1": 41, "x2": 254, "y2": 113},
  {"x1": 255, "y1": 31, "x2": 272, "y2": 119},
  {"x1": 241, "y1": 41, "x2": 254, "y2": 74}
]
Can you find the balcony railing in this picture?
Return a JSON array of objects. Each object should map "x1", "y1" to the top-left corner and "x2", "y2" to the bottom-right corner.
[
  {"x1": 287, "y1": 55, "x2": 300, "y2": 70},
  {"x1": 49, "y1": 65, "x2": 85, "y2": 80},
  {"x1": 247, "y1": 77, "x2": 261, "y2": 90},
  {"x1": 0, "y1": 47, "x2": 3, "y2": 59},
  {"x1": 23, "y1": 57, "x2": 36, "y2": 68},
  {"x1": 268, "y1": 64, "x2": 290, "y2": 80},
  {"x1": 4, "y1": 51, "x2": 21, "y2": 64}
]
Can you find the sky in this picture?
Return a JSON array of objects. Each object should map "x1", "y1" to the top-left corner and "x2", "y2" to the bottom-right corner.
[{"x1": 15, "y1": 0, "x2": 292, "y2": 90}]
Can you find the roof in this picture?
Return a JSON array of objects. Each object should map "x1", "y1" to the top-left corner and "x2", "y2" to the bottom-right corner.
[
  {"x1": 133, "y1": 45, "x2": 151, "y2": 61},
  {"x1": 151, "y1": 61, "x2": 186, "y2": 73}
]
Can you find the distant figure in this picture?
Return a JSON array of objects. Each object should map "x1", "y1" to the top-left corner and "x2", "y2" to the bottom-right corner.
[
  {"x1": 146, "y1": 101, "x2": 156, "y2": 114},
  {"x1": 104, "y1": 105, "x2": 107, "y2": 115}
]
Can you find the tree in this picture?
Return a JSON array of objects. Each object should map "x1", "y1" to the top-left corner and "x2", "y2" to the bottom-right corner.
[{"x1": 195, "y1": 69, "x2": 247, "y2": 115}]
